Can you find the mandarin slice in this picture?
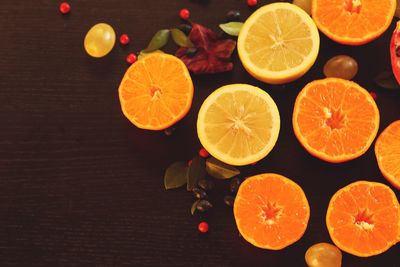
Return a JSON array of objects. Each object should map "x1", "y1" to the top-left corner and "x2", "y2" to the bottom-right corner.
[
  {"x1": 118, "y1": 53, "x2": 193, "y2": 130},
  {"x1": 234, "y1": 173, "x2": 310, "y2": 249},
  {"x1": 326, "y1": 181, "x2": 400, "y2": 257},
  {"x1": 292, "y1": 78, "x2": 379, "y2": 163}
]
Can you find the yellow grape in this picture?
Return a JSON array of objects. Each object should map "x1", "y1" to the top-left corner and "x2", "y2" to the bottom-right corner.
[
  {"x1": 84, "y1": 23, "x2": 116, "y2": 58},
  {"x1": 305, "y1": 243, "x2": 342, "y2": 267},
  {"x1": 323, "y1": 55, "x2": 358, "y2": 80},
  {"x1": 293, "y1": 0, "x2": 311, "y2": 15}
]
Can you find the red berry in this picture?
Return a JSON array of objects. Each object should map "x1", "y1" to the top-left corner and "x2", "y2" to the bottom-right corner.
[
  {"x1": 370, "y1": 91, "x2": 377, "y2": 100},
  {"x1": 119, "y1": 34, "x2": 130, "y2": 45},
  {"x1": 126, "y1": 53, "x2": 137, "y2": 64},
  {"x1": 59, "y1": 2, "x2": 71, "y2": 14},
  {"x1": 199, "y1": 148, "x2": 209, "y2": 158},
  {"x1": 179, "y1": 8, "x2": 190, "y2": 20},
  {"x1": 198, "y1": 222, "x2": 209, "y2": 233},
  {"x1": 188, "y1": 160, "x2": 193, "y2": 167},
  {"x1": 247, "y1": 0, "x2": 257, "y2": 7}
]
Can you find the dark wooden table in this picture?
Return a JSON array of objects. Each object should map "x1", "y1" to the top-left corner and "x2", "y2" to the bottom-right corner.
[{"x1": 1, "y1": 0, "x2": 400, "y2": 266}]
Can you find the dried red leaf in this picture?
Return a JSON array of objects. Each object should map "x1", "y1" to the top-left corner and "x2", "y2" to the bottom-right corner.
[{"x1": 176, "y1": 23, "x2": 236, "y2": 74}]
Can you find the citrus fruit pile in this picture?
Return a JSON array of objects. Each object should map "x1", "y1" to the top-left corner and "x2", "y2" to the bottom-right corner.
[{"x1": 115, "y1": 0, "x2": 400, "y2": 263}]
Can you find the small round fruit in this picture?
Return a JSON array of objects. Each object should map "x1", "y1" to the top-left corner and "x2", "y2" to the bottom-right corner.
[
  {"x1": 247, "y1": 0, "x2": 258, "y2": 7},
  {"x1": 192, "y1": 188, "x2": 207, "y2": 199},
  {"x1": 229, "y1": 177, "x2": 241, "y2": 193},
  {"x1": 199, "y1": 148, "x2": 209, "y2": 158},
  {"x1": 84, "y1": 23, "x2": 116, "y2": 58},
  {"x1": 305, "y1": 243, "x2": 342, "y2": 267},
  {"x1": 198, "y1": 222, "x2": 209, "y2": 233},
  {"x1": 226, "y1": 10, "x2": 241, "y2": 22},
  {"x1": 196, "y1": 200, "x2": 213, "y2": 212},
  {"x1": 119, "y1": 34, "x2": 130, "y2": 45},
  {"x1": 126, "y1": 53, "x2": 137, "y2": 64},
  {"x1": 179, "y1": 8, "x2": 190, "y2": 20},
  {"x1": 198, "y1": 179, "x2": 215, "y2": 191},
  {"x1": 59, "y1": 2, "x2": 71, "y2": 14},
  {"x1": 323, "y1": 55, "x2": 358, "y2": 80}
]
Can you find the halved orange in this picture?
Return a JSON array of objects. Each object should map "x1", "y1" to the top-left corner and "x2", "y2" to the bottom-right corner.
[
  {"x1": 234, "y1": 173, "x2": 310, "y2": 250},
  {"x1": 375, "y1": 120, "x2": 400, "y2": 189},
  {"x1": 312, "y1": 0, "x2": 396, "y2": 45},
  {"x1": 292, "y1": 78, "x2": 380, "y2": 163},
  {"x1": 118, "y1": 53, "x2": 194, "y2": 130},
  {"x1": 326, "y1": 181, "x2": 400, "y2": 257}
]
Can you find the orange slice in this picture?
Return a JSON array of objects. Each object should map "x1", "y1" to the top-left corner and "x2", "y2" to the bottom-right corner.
[
  {"x1": 234, "y1": 173, "x2": 310, "y2": 250},
  {"x1": 326, "y1": 181, "x2": 400, "y2": 257},
  {"x1": 292, "y1": 78, "x2": 380, "y2": 163},
  {"x1": 375, "y1": 120, "x2": 400, "y2": 189},
  {"x1": 118, "y1": 53, "x2": 194, "y2": 130},
  {"x1": 312, "y1": 0, "x2": 396, "y2": 45}
]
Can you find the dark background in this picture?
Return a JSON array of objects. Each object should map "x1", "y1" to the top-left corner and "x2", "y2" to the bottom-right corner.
[{"x1": 1, "y1": 0, "x2": 400, "y2": 266}]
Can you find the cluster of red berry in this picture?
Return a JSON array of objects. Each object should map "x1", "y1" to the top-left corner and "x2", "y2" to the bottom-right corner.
[{"x1": 60, "y1": 0, "x2": 258, "y2": 66}]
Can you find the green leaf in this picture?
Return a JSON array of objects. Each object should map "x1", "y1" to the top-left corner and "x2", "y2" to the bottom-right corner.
[
  {"x1": 170, "y1": 28, "x2": 194, "y2": 48},
  {"x1": 219, "y1": 22, "x2": 243, "y2": 37},
  {"x1": 191, "y1": 199, "x2": 200, "y2": 215},
  {"x1": 187, "y1": 156, "x2": 206, "y2": 191},
  {"x1": 206, "y1": 157, "x2": 240, "y2": 179},
  {"x1": 143, "y1": 29, "x2": 170, "y2": 53},
  {"x1": 374, "y1": 71, "x2": 400, "y2": 89},
  {"x1": 138, "y1": 49, "x2": 164, "y2": 60},
  {"x1": 164, "y1": 161, "x2": 188, "y2": 190}
]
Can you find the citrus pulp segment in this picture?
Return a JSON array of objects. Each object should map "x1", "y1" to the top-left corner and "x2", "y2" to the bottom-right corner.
[
  {"x1": 234, "y1": 173, "x2": 310, "y2": 250},
  {"x1": 326, "y1": 181, "x2": 400, "y2": 257},
  {"x1": 238, "y1": 2, "x2": 320, "y2": 84},
  {"x1": 118, "y1": 53, "x2": 194, "y2": 130},
  {"x1": 292, "y1": 78, "x2": 380, "y2": 163},
  {"x1": 375, "y1": 120, "x2": 400, "y2": 189},
  {"x1": 312, "y1": 0, "x2": 396, "y2": 45},
  {"x1": 197, "y1": 84, "x2": 280, "y2": 166}
]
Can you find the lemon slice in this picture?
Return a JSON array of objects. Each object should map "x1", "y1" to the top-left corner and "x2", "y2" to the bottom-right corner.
[
  {"x1": 238, "y1": 2, "x2": 320, "y2": 84},
  {"x1": 197, "y1": 84, "x2": 280, "y2": 166}
]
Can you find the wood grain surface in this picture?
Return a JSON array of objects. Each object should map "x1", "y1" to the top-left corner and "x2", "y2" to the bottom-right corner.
[{"x1": 1, "y1": 0, "x2": 400, "y2": 266}]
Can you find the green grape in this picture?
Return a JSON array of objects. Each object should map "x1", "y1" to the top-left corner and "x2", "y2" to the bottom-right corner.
[
  {"x1": 305, "y1": 243, "x2": 342, "y2": 267},
  {"x1": 323, "y1": 55, "x2": 358, "y2": 80},
  {"x1": 293, "y1": 0, "x2": 312, "y2": 15},
  {"x1": 84, "y1": 23, "x2": 116, "y2": 58}
]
